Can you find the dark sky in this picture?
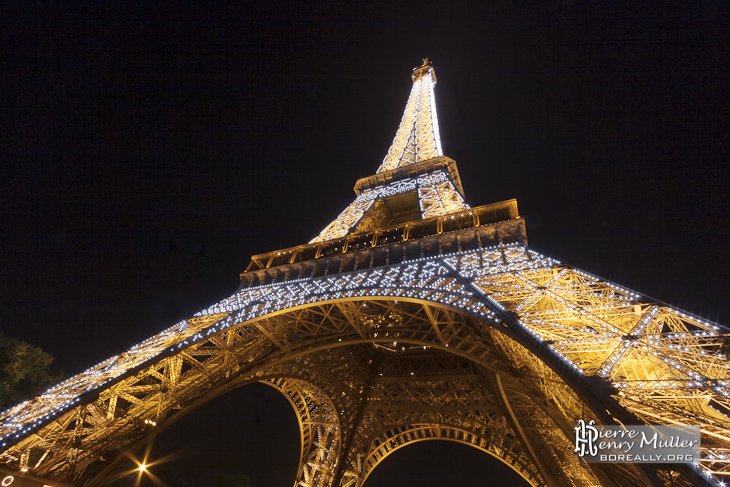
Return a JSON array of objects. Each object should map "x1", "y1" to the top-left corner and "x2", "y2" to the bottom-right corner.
[{"x1": 2, "y1": 2, "x2": 729, "y2": 486}]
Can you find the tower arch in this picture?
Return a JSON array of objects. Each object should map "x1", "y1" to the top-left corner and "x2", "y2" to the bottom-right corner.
[
  {"x1": 2, "y1": 60, "x2": 728, "y2": 487},
  {"x1": 354, "y1": 424, "x2": 538, "y2": 487},
  {"x1": 1, "y1": 249, "x2": 725, "y2": 486}
]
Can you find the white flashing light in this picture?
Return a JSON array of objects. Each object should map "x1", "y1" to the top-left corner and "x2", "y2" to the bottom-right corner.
[{"x1": 429, "y1": 73, "x2": 443, "y2": 156}]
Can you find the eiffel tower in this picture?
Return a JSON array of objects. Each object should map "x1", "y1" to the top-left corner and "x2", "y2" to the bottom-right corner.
[{"x1": 1, "y1": 59, "x2": 729, "y2": 487}]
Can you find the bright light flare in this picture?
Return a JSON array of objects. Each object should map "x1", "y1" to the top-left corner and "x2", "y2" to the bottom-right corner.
[{"x1": 101, "y1": 434, "x2": 182, "y2": 487}]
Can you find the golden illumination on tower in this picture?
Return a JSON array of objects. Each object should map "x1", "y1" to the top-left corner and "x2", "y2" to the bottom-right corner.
[
  {"x1": 2, "y1": 60, "x2": 729, "y2": 487},
  {"x1": 310, "y1": 59, "x2": 467, "y2": 243},
  {"x1": 377, "y1": 58, "x2": 443, "y2": 173}
]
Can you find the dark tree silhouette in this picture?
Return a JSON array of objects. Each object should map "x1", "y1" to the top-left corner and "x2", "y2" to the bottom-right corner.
[{"x1": 0, "y1": 332, "x2": 62, "y2": 410}]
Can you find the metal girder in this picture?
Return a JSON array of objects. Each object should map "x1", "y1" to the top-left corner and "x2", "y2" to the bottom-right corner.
[
  {"x1": 377, "y1": 59, "x2": 442, "y2": 174},
  {"x1": 2, "y1": 61, "x2": 728, "y2": 487},
  {"x1": 309, "y1": 60, "x2": 468, "y2": 244},
  {"x1": 310, "y1": 169, "x2": 469, "y2": 243},
  {"x1": 2, "y1": 243, "x2": 727, "y2": 486}
]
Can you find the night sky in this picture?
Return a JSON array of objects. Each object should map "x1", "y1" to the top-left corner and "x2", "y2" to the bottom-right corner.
[{"x1": 2, "y1": 2, "x2": 729, "y2": 486}]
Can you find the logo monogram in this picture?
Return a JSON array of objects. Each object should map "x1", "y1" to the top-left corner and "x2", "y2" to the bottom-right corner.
[{"x1": 574, "y1": 419, "x2": 599, "y2": 457}]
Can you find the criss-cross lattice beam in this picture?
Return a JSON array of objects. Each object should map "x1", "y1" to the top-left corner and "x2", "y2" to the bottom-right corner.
[
  {"x1": 377, "y1": 61, "x2": 442, "y2": 174},
  {"x1": 309, "y1": 61, "x2": 465, "y2": 244},
  {"x1": 2, "y1": 244, "x2": 728, "y2": 485},
  {"x1": 264, "y1": 378, "x2": 341, "y2": 487},
  {"x1": 310, "y1": 170, "x2": 468, "y2": 243}
]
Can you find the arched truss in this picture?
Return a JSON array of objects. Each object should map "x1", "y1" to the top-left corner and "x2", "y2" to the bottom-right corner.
[
  {"x1": 254, "y1": 347, "x2": 594, "y2": 487},
  {"x1": 353, "y1": 424, "x2": 537, "y2": 487},
  {"x1": 1, "y1": 243, "x2": 729, "y2": 486},
  {"x1": 262, "y1": 378, "x2": 340, "y2": 487}
]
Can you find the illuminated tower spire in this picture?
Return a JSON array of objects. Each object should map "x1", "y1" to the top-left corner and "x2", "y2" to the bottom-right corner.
[
  {"x1": 377, "y1": 58, "x2": 443, "y2": 173},
  {"x1": 309, "y1": 59, "x2": 467, "y2": 243}
]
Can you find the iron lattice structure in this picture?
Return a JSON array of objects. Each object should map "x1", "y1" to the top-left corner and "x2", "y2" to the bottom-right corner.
[{"x1": 2, "y1": 60, "x2": 730, "y2": 487}]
